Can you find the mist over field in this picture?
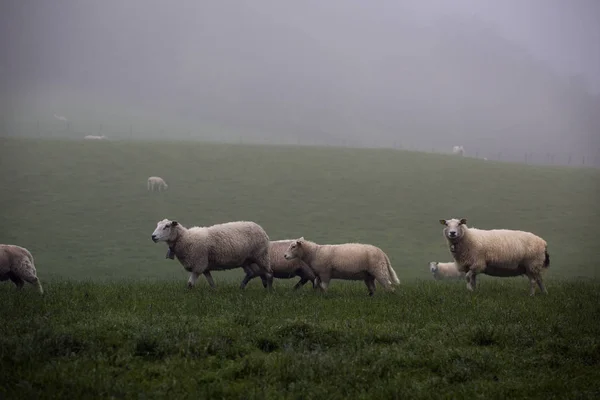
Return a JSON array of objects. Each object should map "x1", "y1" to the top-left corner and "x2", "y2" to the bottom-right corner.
[
  {"x1": 1, "y1": 2, "x2": 600, "y2": 398},
  {"x1": 1, "y1": 0, "x2": 599, "y2": 165}
]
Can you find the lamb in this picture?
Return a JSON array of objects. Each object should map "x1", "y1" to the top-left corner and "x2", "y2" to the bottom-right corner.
[
  {"x1": 151, "y1": 219, "x2": 273, "y2": 289},
  {"x1": 239, "y1": 240, "x2": 318, "y2": 290},
  {"x1": 0, "y1": 244, "x2": 44, "y2": 294},
  {"x1": 147, "y1": 176, "x2": 168, "y2": 192},
  {"x1": 84, "y1": 135, "x2": 107, "y2": 140},
  {"x1": 439, "y1": 218, "x2": 550, "y2": 295},
  {"x1": 283, "y1": 237, "x2": 400, "y2": 296},
  {"x1": 429, "y1": 261, "x2": 465, "y2": 280},
  {"x1": 452, "y1": 145, "x2": 465, "y2": 156}
]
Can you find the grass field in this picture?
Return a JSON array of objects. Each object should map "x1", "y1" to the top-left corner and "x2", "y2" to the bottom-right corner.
[{"x1": 1, "y1": 137, "x2": 599, "y2": 398}]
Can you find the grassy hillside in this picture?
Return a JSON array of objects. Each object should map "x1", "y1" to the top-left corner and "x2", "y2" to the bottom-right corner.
[
  {"x1": 1, "y1": 138, "x2": 599, "y2": 398},
  {"x1": 0, "y1": 137, "x2": 597, "y2": 283},
  {"x1": 1, "y1": 281, "x2": 600, "y2": 398}
]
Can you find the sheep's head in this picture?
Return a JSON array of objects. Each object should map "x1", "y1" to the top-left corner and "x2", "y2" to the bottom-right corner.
[
  {"x1": 151, "y1": 219, "x2": 179, "y2": 243},
  {"x1": 429, "y1": 261, "x2": 439, "y2": 273},
  {"x1": 439, "y1": 218, "x2": 467, "y2": 241},
  {"x1": 284, "y1": 237, "x2": 305, "y2": 260}
]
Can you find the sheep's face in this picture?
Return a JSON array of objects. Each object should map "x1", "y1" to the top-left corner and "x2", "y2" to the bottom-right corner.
[
  {"x1": 151, "y1": 219, "x2": 179, "y2": 243},
  {"x1": 440, "y1": 218, "x2": 467, "y2": 241},
  {"x1": 429, "y1": 262, "x2": 439, "y2": 273},
  {"x1": 284, "y1": 237, "x2": 305, "y2": 260}
]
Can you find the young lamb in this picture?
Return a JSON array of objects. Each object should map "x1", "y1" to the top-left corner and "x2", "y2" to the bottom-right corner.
[
  {"x1": 151, "y1": 219, "x2": 273, "y2": 289},
  {"x1": 239, "y1": 240, "x2": 317, "y2": 290},
  {"x1": 0, "y1": 244, "x2": 44, "y2": 294},
  {"x1": 147, "y1": 176, "x2": 168, "y2": 192},
  {"x1": 283, "y1": 237, "x2": 400, "y2": 296},
  {"x1": 439, "y1": 218, "x2": 550, "y2": 296},
  {"x1": 429, "y1": 261, "x2": 465, "y2": 280}
]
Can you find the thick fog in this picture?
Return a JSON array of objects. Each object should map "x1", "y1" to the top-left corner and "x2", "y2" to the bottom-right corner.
[{"x1": 1, "y1": 0, "x2": 599, "y2": 164}]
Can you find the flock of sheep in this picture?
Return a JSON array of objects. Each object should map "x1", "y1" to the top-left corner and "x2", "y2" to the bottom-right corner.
[{"x1": 1, "y1": 173, "x2": 551, "y2": 297}]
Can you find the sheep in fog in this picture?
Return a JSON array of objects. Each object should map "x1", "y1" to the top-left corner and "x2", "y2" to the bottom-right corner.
[
  {"x1": 429, "y1": 261, "x2": 465, "y2": 280},
  {"x1": 239, "y1": 240, "x2": 318, "y2": 290},
  {"x1": 84, "y1": 135, "x2": 107, "y2": 140},
  {"x1": 283, "y1": 237, "x2": 400, "y2": 296},
  {"x1": 0, "y1": 244, "x2": 44, "y2": 294},
  {"x1": 147, "y1": 176, "x2": 168, "y2": 192},
  {"x1": 452, "y1": 145, "x2": 465, "y2": 156},
  {"x1": 151, "y1": 219, "x2": 273, "y2": 289},
  {"x1": 439, "y1": 218, "x2": 550, "y2": 295}
]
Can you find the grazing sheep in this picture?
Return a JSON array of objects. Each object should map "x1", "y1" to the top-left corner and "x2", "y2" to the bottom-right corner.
[
  {"x1": 0, "y1": 244, "x2": 44, "y2": 294},
  {"x1": 429, "y1": 261, "x2": 465, "y2": 280},
  {"x1": 240, "y1": 240, "x2": 317, "y2": 290},
  {"x1": 439, "y1": 218, "x2": 550, "y2": 295},
  {"x1": 452, "y1": 145, "x2": 465, "y2": 156},
  {"x1": 147, "y1": 176, "x2": 168, "y2": 192},
  {"x1": 151, "y1": 219, "x2": 273, "y2": 289},
  {"x1": 283, "y1": 237, "x2": 400, "y2": 296},
  {"x1": 84, "y1": 135, "x2": 107, "y2": 140}
]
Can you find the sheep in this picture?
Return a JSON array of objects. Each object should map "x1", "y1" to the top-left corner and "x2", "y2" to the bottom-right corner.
[
  {"x1": 0, "y1": 244, "x2": 44, "y2": 294},
  {"x1": 239, "y1": 240, "x2": 318, "y2": 290},
  {"x1": 452, "y1": 145, "x2": 465, "y2": 156},
  {"x1": 151, "y1": 219, "x2": 273, "y2": 289},
  {"x1": 439, "y1": 218, "x2": 550, "y2": 295},
  {"x1": 147, "y1": 176, "x2": 168, "y2": 192},
  {"x1": 429, "y1": 261, "x2": 465, "y2": 280},
  {"x1": 283, "y1": 237, "x2": 400, "y2": 296},
  {"x1": 84, "y1": 135, "x2": 107, "y2": 140}
]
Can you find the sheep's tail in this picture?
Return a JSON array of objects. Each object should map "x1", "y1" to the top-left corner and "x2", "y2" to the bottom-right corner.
[
  {"x1": 543, "y1": 248, "x2": 550, "y2": 268},
  {"x1": 384, "y1": 253, "x2": 400, "y2": 285}
]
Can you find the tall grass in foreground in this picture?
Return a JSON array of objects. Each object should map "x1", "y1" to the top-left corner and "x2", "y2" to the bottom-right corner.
[{"x1": 1, "y1": 280, "x2": 599, "y2": 399}]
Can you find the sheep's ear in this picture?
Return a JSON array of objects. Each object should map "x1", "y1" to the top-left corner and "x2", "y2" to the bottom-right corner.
[
  {"x1": 439, "y1": 219, "x2": 447, "y2": 225},
  {"x1": 171, "y1": 221, "x2": 179, "y2": 227},
  {"x1": 459, "y1": 218, "x2": 467, "y2": 225}
]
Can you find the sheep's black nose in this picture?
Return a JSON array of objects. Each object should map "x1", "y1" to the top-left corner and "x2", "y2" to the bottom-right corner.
[{"x1": 151, "y1": 235, "x2": 157, "y2": 242}]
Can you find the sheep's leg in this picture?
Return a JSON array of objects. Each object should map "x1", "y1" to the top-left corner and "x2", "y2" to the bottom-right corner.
[
  {"x1": 318, "y1": 273, "x2": 331, "y2": 293},
  {"x1": 465, "y1": 270, "x2": 476, "y2": 291},
  {"x1": 203, "y1": 271, "x2": 216, "y2": 288},
  {"x1": 364, "y1": 276, "x2": 376, "y2": 296},
  {"x1": 187, "y1": 272, "x2": 200, "y2": 289},
  {"x1": 313, "y1": 276, "x2": 320, "y2": 289},
  {"x1": 373, "y1": 270, "x2": 394, "y2": 292},
  {"x1": 528, "y1": 276, "x2": 537, "y2": 296},
  {"x1": 147, "y1": 181, "x2": 151, "y2": 191},
  {"x1": 293, "y1": 277, "x2": 308, "y2": 290},
  {"x1": 470, "y1": 273, "x2": 477, "y2": 290},
  {"x1": 536, "y1": 277, "x2": 548, "y2": 295},
  {"x1": 9, "y1": 273, "x2": 25, "y2": 290}
]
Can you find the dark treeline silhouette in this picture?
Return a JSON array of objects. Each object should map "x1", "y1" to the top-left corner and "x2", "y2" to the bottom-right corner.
[{"x1": 1, "y1": 1, "x2": 598, "y2": 166}]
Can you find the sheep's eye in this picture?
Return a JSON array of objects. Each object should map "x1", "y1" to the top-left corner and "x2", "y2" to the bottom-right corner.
[{"x1": 163, "y1": 226, "x2": 168, "y2": 230}]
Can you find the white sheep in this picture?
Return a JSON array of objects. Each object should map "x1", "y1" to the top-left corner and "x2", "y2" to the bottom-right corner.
[
  {"x1": 283, "y1": 237, "x2": 400, "y2": 296},
  {"x1": 84, "y1": 135, "x2": 107, "y2": 140},
  {"x1": 452, "y1": 145, "x2": 465, "y2": 156},
  {"x1": 147, "y1": 176, "x2": 168, "y2": 192},
  {"x1": 239, "y1": 240, "x2": 317, "y2": 290},
  {"x1": 0, "y1": 244, "x2": 44, "y2": 294},
  {"x1": 429, "y1": 261, "x2": 465, "y2": 280},
  {"x1": 151, "y1": 219, "x2": 273, "y2": 289},
  {"x1": 439, "y1": 218, "x2": 550, "y2": 295}
]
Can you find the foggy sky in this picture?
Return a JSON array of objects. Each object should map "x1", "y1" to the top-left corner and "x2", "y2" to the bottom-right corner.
[{"x1": 1, "y1": 0, "x2": 599, "y2": 159}]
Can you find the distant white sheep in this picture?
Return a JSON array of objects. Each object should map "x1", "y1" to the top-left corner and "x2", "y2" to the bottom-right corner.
[
  {"x1": 147, "y1": 176, "x2": 168, "y2": 192},
  {"x1": 84, "y1": 135, "x2": 107, "y2": 140},
  {"x1": 151, "y1": 219, "x2": 273, "y2": 289},
  {"x1": 439, "y1": 218, "x2": 550, "y2": 295},
  {"x1": 452, "y1": 145, "x2": 465, "y2": 156},
  {"x1": 0, "y1": 244, "x2": 44, "y2": 294},
  {"x1": 283, "y1": 237, "x2": 400, "y2": 296},
  {"x1": 429, "y1": 261, "x2": 465, "y2": 280}
]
